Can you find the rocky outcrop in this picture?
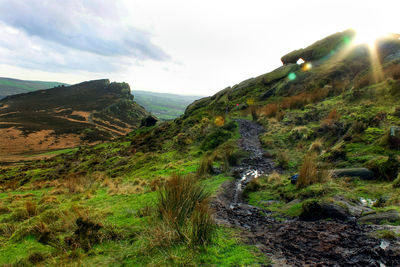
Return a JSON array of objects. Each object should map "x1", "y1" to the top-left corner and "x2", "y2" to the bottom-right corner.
[{"x1": 281, "y1": 29, "x2": 356, "y2": 64}]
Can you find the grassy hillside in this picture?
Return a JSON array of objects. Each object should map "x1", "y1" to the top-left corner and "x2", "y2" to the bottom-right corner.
[
  {"x1": 0, "y1": 77, "x2": 68, "y2": 99},
  {"x1": 133, "y1": 90, "x2": 203, "y2": 120},
  {"x1": 0, "y1": 79, "x2": 151, "y2": 159},
  {"x1": 1, "y1": 30, "x2": 400, "y2": 265}
]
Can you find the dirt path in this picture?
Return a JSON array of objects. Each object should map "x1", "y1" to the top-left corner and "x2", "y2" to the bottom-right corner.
[{"x1": 213, "y1": 119, "x2": 400, "y2": 267}]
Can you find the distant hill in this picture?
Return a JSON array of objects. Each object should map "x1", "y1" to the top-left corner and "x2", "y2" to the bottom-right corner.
[
  {"x1": 0, "y1": 77, "x2": 68, "y2": 99},
  {"x1": 0, "y1": 79, "x2": 150, "y2": 158},
  {"x1": 133, "y1": 90, "x2": 203, "y2": 120}
]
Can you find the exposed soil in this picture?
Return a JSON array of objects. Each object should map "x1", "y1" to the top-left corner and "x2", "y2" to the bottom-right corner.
[
  {"x1": 0, "y1": 127, "x2": 82, "y2": 161},
  {"x1": 213, "y1": 119, "x2": 400, "y2": 267}
]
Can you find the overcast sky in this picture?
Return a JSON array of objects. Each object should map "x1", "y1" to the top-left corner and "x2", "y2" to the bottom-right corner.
[{"x1": 0, "y1": 0, "x2": 398, "y2": 96}]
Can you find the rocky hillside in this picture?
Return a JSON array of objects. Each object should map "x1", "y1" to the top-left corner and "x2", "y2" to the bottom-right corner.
[
  {"x1": 1, "y1": 30, "x2": 400, "y2": 266},
  {"x1": 0, "y1": 77, "x2": 68, "y2": 100},
  {"x1": 0, "y1": 79, "x2": 151, "y2": 159}
]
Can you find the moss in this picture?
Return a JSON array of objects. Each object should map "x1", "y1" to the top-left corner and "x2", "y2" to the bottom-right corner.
[
  {"x1": 365, "y1": 154, "x2": 400, "y2": 181},
  {"x1": 243, "y1": 178, "x2": 262, "y2": 198}
]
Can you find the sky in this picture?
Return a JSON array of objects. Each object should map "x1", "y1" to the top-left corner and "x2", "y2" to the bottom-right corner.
[{"x1": 0, "y1": 0, "x2": 398, "y2": 96}]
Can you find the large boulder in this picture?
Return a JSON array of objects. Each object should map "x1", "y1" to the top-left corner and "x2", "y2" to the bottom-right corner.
[
  {"x1": 358, "y1": 210, "x2": 400, "y2": 224},
  {"x1": 299, "y1": 200, "x2": 350, "y2": 221},
  {"x1": 333, "y1": 195, "x2": 373, "y2": 217},
  {"x1": 332, "y1": 168, "x2": 375, "y2": 180}
]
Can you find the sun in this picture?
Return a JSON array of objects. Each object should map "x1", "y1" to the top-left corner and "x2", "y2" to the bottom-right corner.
[{"x1": 352, "y1": 28, "x2": 388, "y2": 46}]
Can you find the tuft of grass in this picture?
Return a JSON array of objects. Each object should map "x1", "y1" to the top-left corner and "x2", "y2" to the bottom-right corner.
[
  {"x1": 266, "y1": 171, "x2": 283, "y2": 184},
  {"x1": 309, "y1": 138, "x2": 323, "y2": 153},
  {"x1": 158, "y1": 174, "x2": 210, "y2": 229},
  {"x1": 275, "y1": 149, "x2": 290, "y2": 169},
  {"x1": 297, "y1": 153, "x2": 318, "y2": 188},
  {"x1": 190, "y1": 201, "x2": 215, "y2": 246},
  {"x1": 196, "y1": 153, "x2": 214, "y2": 177},
  {"x1": 25, "y1": 201, "x2": 38, "y2": 217}
]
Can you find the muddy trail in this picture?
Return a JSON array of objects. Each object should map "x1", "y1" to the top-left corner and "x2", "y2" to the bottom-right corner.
[{"x1": 212, "y1": 119, "x2": 400, "y2": 267}]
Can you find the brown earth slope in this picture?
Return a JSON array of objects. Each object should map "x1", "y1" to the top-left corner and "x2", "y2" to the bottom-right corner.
[{"x1": 0, "y1": 79, "x2": 151, "y2": 159}]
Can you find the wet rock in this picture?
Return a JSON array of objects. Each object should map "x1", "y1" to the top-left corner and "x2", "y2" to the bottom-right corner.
[
  {"x1": 333, "y1": 195, "x2": 373, "y2": 217},
  {"x1": 359, "y1": 210, "x2": 400, "y2": 224},
  {"x1": 332, "y1": 168, "x2": 375, "y2": 180},
  {"x1": 299, "y1": 200, "x2": 350, "y2": 221}
]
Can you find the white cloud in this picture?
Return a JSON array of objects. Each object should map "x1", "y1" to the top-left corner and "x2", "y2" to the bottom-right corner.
[{"x1": 0, "y1": 0, "x2": 398, "y2": 96}]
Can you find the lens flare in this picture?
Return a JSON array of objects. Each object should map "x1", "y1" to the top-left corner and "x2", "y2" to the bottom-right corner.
[
  {"x1": 302, "y1": 62, "x2": 312, "y2": 71},
  {"x1": 288, "y1": 72, "x2": 296, "y2": 81}
]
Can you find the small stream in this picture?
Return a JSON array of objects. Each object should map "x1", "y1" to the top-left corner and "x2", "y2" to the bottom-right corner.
[
  {"x1": 230, "y1": 119, "x2": 274, "y2": 207},
  {"x1": 213, "y1": 119, "x2": 400, "y2": 267}
]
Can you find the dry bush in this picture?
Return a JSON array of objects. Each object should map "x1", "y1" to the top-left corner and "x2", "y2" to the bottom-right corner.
[
  {"x1": 297, "y1": 153, "x2": 332, "y2": 188},
  {"x1": 260, "y1": 103, "x2": 279, "y2": 118},
  {"x1": 326, "y1": 109, "x2": 340, "y2": 121},
  {"x1": 318, "y1": 169, "x2": 333, "y2": 184},
  {"x1": 108, "y1": 184, "x2": 143, "y2": 195},
  {"x1": 64, "y1": 175, "x2": 84, "y2": 194},
  {"x1": 321, "y1": 109, "x2": 340, "y2": 127},
  {"x1": 310, "y1": 87, "x2": 330, "y2": 102},
  {"x1": 30, "y1": 180, "x2": 52, "y2": 190},
  {"x1": 3, "y1": 180, "x2": 19, "y2": 191},
  {"x1": 267, "y1": 171, "x2": 283, "y2": 183},
  {"x1": 309, "y1": 138, "x2": 324, "y2": 153},
  {"x1": 297, "y1": 153, "x2": 319, "y2": 188},
  {"x1": 150, "y1": 177, "x2": 166, "y2": 191},
  {"x1": 275, "y1": 150, "x2": 289, "y2": 169},
  {"x1": 63, "y1": 172, "x2": 99, "y2": 194},
  {"x1": 49, "y1": 188, "x2": 67, "y2": 195},
  {"x1": 25, "y1": 201, "x2": 38, "y2": 217},
  {"x1": 281, "y1": 92, "x2": 310, "y2": 109},
  {"x1": 260, "y1": 88, "x2": 329, "y2": 117},
  {"x1": 38, "y1": 195, "x2": 60, "y2": 205}
]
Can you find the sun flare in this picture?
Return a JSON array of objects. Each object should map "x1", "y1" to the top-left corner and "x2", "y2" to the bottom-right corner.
[{"x1": 353, "y1": 28, "x2": 388, "y2": 46}]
